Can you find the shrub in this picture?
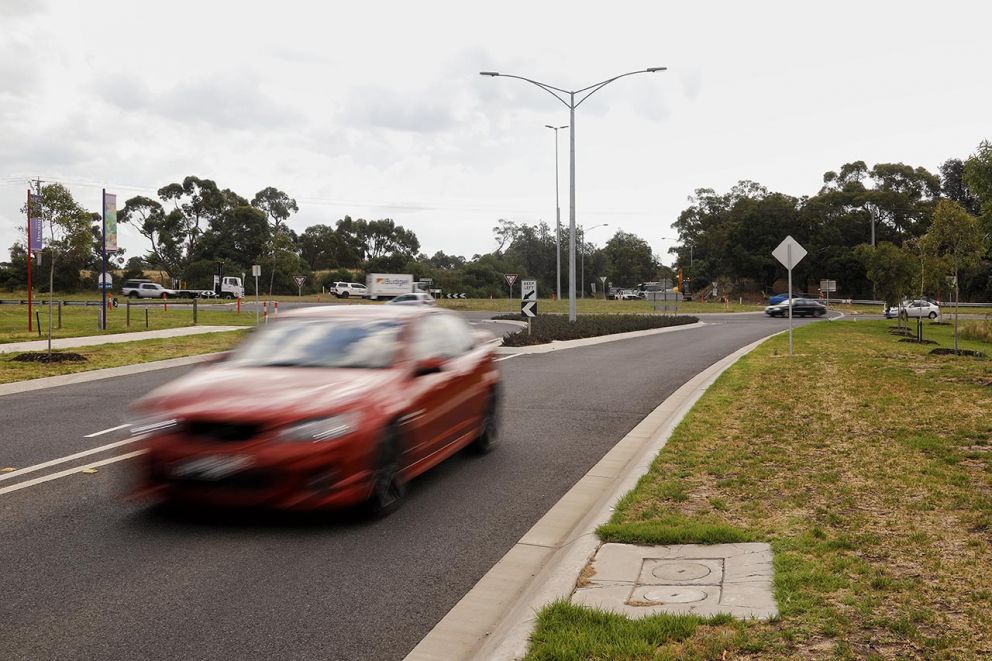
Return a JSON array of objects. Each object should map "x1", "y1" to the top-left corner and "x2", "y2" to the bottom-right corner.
[
  {"x1": 497, "y1": 313, "x2": 698, "y2": 346},
  {"x1": 960, "y1": 319, "x2": 992, "y2": 344}
]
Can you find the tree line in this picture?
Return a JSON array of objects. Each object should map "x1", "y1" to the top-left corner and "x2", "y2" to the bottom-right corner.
[
  {"x1": 670, "y1": 139, "x2": 992, "y2": 302},
  {"x1": 0, "y1": 175, "x2": 667, "y2": 297}
]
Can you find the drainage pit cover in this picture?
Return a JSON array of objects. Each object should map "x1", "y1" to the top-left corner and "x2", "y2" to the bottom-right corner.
[
  {"x1": 650, "y1": 561, "x2": 712, "y2": 582},
  {"x1": 642, "y1": 588, "x2": 707, "y2": 604}
]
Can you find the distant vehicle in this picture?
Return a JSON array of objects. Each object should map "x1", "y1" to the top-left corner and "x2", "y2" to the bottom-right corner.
[
  {"x1": 612, "y1": 289, "x2": 642, "y2": 300},
  {"x1": 212, "y1": 275, "x2": 244, "y2": 299},
  {"x1": 129, "y1": 306, "x2": 501, "y2": 516},
  {"x1": 387, "y1": 292, "x2": 436, "y2": 306},
  {"x1": 122, "y1": 281, "x2": 177, "y2": 299},
  {"x1": 366, "y1": 273, "x2": 414, "y2": 300},
  {"x1": 330, "y1": 282, "x2": 369, "y2": 299},
  {"x1": 768, "y1": 292, "x2": 813, "y2": 305},
  {"x1": 765, "y1": 298, "x2": 827, "y2": 317},
  {"x1": 884, "y1": 299, "x2": 940, "y2": 320}
]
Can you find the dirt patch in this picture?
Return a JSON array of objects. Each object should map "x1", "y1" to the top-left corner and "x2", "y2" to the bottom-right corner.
[
  {"x1": 930, "y1": 348, "x2": 986, "y2": 358},
  {"x1": 898, "y1": 338, "x2": 939, "y2": 345},
  {"x1": 576, "y1": 561, "x2": 597, "y2": 588},
  {"x1": 10, "y1": 351, "x2": 87, "y2": 363}
]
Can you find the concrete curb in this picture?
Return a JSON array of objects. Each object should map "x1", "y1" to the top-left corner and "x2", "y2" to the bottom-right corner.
[
  {"x1": 494, "y1": 321, "x2": 706, "y2": 355},
  {"x1": 0, "y1": 325, "x2": 244, "y2": 354},
  {"x1": 0, "y1": 353, "x2": 223, "y2": 397},
  {"x1": 405, "y1": 330, "x2": 782, "y2": 661}
]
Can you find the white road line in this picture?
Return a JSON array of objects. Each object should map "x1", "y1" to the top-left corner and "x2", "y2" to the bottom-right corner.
[
  {"x1": 0, "y1": 436, "x2": 143, "y2": 482},
  {"x1": 0, "y1": 450, "x2": 146, "y2": 497},
  {"x1": 495, "y1": 354, "x2": 522, "y2": 362},
  {"x1": 83, "y1": 423, "x2": 130, "y2": 438}
]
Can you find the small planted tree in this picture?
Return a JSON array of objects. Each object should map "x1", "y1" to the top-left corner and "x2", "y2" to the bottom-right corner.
[
  {"x1": 923, "y1": 200, "x2": 986, "y2": 352},
  {"x1": 856, "y1": 242, "x2": 915, "y2": 332}
]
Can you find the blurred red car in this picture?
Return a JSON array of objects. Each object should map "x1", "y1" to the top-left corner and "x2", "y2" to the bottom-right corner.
[{"x1": 129, "y1": 306, "x2": 501, "y2": 515}]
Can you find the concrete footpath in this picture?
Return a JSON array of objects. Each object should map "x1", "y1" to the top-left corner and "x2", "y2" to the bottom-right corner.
[
  {"x1": 0, "y1": 326, "x2": 244, "y2": 354},
  {"x1": 406, "y1": 330, "x2": 781, "y2": 661}
]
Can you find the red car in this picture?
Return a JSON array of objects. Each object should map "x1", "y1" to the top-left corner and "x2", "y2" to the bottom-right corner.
[{"x1": 129, "y1": 306, "x2": 501, "y2": 515}]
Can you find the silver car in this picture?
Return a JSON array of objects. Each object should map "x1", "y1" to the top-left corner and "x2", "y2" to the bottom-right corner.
[
  {"x1": 386, "y1": 292, "x2": 436, "y2": 306},
  {"x1": 884, "y1": 299, "x2": 940, "y2": 319}
]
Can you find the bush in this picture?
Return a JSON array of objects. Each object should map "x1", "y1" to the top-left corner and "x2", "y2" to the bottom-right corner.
[
  {"x1": 960, "y1": 319, "x2": 992, "y2": 344},
  {"x1": 496, "y1": 313, "x2": 698, "y2": 346}
]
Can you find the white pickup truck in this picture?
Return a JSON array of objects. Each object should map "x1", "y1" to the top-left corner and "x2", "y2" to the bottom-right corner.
[{"x1": 122, "y1": 280, "x2": 177, "y2": 299}]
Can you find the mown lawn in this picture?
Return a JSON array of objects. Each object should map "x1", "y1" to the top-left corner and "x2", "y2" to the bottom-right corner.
[
  {"x1": 0, "y1": 330, "x2": 248, "y2": 383},
  {"x1": 0, "y1": 300, "x2": 254, "y2": 343},
  {"x1": 527, "y1": 320, "x2": 992, "y2": 660}
]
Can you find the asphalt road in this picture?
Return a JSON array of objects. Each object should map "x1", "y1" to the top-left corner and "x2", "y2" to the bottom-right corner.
[{"x1": 0, "y1": 313, "x2": 821, "y2": 660}]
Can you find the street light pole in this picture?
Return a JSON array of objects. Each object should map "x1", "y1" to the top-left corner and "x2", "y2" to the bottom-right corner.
[
  {"x1": 482, "y1": 67, "x2": 667, "y2": 321},
  {"x1": 545, "y1": 124, "x2": 568, "y2": 302},
  {"x1": 580, "y1": 223, "x2": 609, "y2": 299}
]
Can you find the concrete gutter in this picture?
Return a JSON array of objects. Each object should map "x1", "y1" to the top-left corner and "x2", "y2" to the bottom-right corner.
[
  {"x1": 405, "y1": 330, "x2": 782, "y2": 661},
  {"x1": 495, "y1": 321, "x2": 706, "y2": 355}
]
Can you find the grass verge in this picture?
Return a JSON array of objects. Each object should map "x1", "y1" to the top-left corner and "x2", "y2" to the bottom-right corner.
[
  {"x1": 0, "y1": 330, "x2": 248, "y2": 383},
  {"x1": 497, "y1": 314, "x2": 698, "y2": 347},
  {"x1": 527, "y1": 320, "x2": 992, "y2": 659}
]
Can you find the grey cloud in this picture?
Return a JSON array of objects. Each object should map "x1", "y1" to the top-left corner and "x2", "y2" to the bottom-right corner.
[
  {"x1": 344, "y1": 85, "x2": 458, "y2": 133},
  {"x1": 97, "y1": 73, "x2": 303, "y2": 131},
  {"x1": 0, "y1": 0, "x2": 46, "y2": 18}
]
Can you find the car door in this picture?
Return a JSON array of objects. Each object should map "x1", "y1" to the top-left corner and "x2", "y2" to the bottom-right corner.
[{"x1": 400, "y1": 314, "x2": 465, "y2": 468}]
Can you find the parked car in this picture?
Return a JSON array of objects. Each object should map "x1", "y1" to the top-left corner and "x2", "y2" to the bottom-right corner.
[
  {"x1": 884, "y1": 299, "x2": 940, "y2": 320},
  {"x1": 765, "y1": 298, "x2": 827, "y2": 317},
  {"x1": 329, "y1": 281, "x2": 369, "y2": 299},
  {"x1": 122, "y1": 281, "x2": 177, "y2": 299},
  {"x1": 386, "y1": 292, "x2": 436, "y2": 306},
  {"x1": 129, "y1": 306, "x2": 501, "y2": 516},
  {"x1": 612, "y1": 290, "x2": 642, "y2": 300}
]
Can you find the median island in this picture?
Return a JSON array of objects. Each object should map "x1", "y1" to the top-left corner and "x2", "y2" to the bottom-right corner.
[
  {"x1": 495, "y1": 314, "x2": 699, "y2": 347},
  {"x1": 526, "y1": 320, "x2": 992, "y2": 659}
]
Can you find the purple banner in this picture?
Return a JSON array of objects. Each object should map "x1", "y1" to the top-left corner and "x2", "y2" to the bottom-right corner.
[{"x1": 29, "y1": 193, "x2": 43, "y2": 250}]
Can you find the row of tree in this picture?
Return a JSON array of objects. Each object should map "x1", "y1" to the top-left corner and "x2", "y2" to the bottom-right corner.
[
  {"x1": 669, "y1": 139, "x2": 992, "y2": 301},
  {"x1": 0, "y1": 175, "x2": 668, "y2": 297}
]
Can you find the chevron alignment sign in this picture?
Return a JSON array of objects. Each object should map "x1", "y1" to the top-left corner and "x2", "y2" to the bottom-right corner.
[{"x1": 521, "y1": 279, "x2": 537, "y2": 318}]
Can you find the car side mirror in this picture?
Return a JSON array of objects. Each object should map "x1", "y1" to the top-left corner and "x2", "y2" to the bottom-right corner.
[{"x1": 413, "y1": 356, "x2": 444, "y2": 377}]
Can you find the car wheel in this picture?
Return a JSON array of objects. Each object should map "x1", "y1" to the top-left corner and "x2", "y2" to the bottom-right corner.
[
  {"x1": 470, "y1": 388, "x2": 501, "y2": 455},
  {"x1": 816, "y1": 310, "x2": 825, "y2": 317},
  {"x1": 341, "y1": 291, "x2": 349, "y2": 299},
  {"x1": 365, "y1": 426, "x2": 405, "y2": 517},
  {"x1": 929, "y1": 311, "x2": 937, "y2": 319},
  {"x1": 127, "y1": 292, "x2": 138, "y2": 299}
]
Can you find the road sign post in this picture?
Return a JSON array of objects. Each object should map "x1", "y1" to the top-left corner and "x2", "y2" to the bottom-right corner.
[
  {"x1": 819, "y1": 279, "x2": 837, "y2": 321},
  {"x1": 252, "y1": 264, "x2": 261, "y2": 325},
  {"x1": 521, "y1": 279, "x2": 537, "y2": 334},
  {"x1": 773, "y1": 236, "x2": 807, "y2": 355},
  {"x1": 504, "y1": 273, "x2": 518, "y2": 313},
  {"x1": 294, "y1": 275, "x2": 306, "y2": 297}
]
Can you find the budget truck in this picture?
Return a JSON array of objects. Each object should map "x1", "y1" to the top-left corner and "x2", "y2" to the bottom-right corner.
[{"x1": 365, "y1": 273, "x2": 414, "y2": 300}]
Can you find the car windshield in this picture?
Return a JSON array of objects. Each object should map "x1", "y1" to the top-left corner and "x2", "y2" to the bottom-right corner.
[{"x1": 226, "y1": 319, "x2": 403, "y2": 369}]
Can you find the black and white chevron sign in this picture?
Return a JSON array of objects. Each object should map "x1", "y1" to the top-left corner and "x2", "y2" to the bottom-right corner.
[{"x1": 445, "y1": 293, "x2": 467, "y2": 299}]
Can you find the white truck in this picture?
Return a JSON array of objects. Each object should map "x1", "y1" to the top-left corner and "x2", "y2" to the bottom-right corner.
[
  {"x1": 366, "y1": 273, "x2": 414, "y2": 300},
  {"x1": 212, "y1": 275, "x2": 244, "y2": 299}
]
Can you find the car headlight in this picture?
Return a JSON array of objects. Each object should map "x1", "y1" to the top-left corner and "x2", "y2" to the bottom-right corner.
[
  {"x1": 276, "y1": 413, "x2": 360, "y2": 443},
  {"x1": 130, "y1": 415, "x2": 180, "y2": 436}
]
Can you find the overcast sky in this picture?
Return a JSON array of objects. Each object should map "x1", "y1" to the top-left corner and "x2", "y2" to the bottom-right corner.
[{"x1": 1, "y1": 0, "x2": 989, "y2": 267}]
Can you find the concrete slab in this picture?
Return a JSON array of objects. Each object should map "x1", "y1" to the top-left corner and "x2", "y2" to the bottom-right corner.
[{"x1": 573, "y1": 542, "x2": 777, "y2": 620}]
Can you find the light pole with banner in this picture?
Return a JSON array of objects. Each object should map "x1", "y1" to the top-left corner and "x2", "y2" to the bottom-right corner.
[
  {"x1": 545, "y1": 124, "x2": 568, "y2": 301},
  {"x1": 252, "y1": 264, "x2": 261, "y2": 324},
  {"x1": 481, "y1": 67, "x2": 667, "y2": 321}
]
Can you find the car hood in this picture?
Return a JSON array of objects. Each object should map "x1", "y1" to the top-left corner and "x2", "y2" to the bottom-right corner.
[{"x1": 133, "y1": 365, "x2": 400, "y2": 423}]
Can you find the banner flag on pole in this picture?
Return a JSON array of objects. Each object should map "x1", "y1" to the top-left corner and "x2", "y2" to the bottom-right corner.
[
  {"x1": 103, "y1": 192, "x2": 117, "y2": 252},
  {"x1": 29, "y1": 193, "x2": 44, "y2": 250}
]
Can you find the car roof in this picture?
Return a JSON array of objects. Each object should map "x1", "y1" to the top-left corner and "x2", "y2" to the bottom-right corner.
[{"x1": 279, "y1": 305, "x2": 433, "y2": 321}]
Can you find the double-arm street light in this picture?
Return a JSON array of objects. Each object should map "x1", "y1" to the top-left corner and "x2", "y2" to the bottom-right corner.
[
  {"x1": 580, "y1": 223, "x2": 609, "y2": 298},
  {"x1": 545, "y1": 124, "x2": 568, "y2": 301},
  {"x1": 481, "y1": 67, "x2": 667, "y2": 321}
]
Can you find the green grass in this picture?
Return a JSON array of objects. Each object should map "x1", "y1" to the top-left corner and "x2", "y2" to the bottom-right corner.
[
  {"x1": 0, "y1": 299, "x2": 255, "y2": 344},
  {"x1": 527, "y1": 320, "x2": 992, "y2": 660},
  {"x1": 440, "y1": 298, "x2": 762, "y2": 314},
  {"x1": 0, "y1": 330, "x2": 248, "y2": 383}
]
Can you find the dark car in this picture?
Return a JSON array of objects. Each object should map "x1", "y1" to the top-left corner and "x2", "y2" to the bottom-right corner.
[
  {"x1": 129, "y1": 306, "x2": 501, "y2": 516},
  {"x1": 764, "y1": 298, "x2": 827, "y2": 318}
]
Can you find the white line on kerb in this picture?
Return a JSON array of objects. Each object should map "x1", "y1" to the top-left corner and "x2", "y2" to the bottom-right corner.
[
  {"x1": 0, "y1": 451, "x2": 146, "y2": 497},
  {"x1": 83, "y1": 423, "x2": 130, "y2": 438},
  {"x1": 0, "y1": 436, "x2": 143, "y2": 482}
]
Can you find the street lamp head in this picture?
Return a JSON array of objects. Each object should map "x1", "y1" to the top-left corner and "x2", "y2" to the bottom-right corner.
[
  {"x1": 646, "y1": 67, "x2": 668, "y2": 73},
  {"x1": 559, "y1": 125, "x2": 568, "y2": 129},
  {"x1": 479, "y1": 71, "x2": 500, "y2": 77}
]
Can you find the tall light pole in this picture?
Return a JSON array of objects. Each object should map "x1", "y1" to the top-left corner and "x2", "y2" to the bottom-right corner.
[
  {"x1": 545, "y1": 124, "x2": 568, "y2": 301},
  {"x1": 580, "y1": 223, "x2": 609, "y2": 299},
  {"x1": 481, "y1": 67, "x2": 667, "y2": 321}
]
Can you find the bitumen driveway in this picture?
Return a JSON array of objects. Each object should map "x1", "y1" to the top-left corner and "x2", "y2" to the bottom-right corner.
[{"x1": 0, "y1": 313, "x2": 820, "y2": 661}]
